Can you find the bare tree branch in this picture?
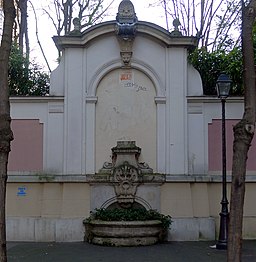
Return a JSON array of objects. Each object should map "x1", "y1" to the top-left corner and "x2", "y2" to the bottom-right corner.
[
  {"x1": 160, "y1": 0, "x2": 241, "y2": 50},
  {"x1": 44, "y1": 0, "x2": 113, "y2": 36}
]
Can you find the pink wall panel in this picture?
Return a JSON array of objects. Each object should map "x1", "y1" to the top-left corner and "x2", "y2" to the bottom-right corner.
[
  {"x1": 208, "y1": 119, "x2": 256, "y2": 171},
  {"x1": 8, "y1": 119, "x2": 43, "y2": 172}
]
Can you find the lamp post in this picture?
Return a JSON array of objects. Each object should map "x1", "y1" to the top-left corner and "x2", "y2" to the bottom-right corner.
[{"x1": 216, "y1": 73, "x2": 232, "y2": 250}]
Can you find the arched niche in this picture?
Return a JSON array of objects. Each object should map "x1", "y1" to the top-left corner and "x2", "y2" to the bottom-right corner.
[
  {"x1": 95, "y1": 68, "x2": 157, "y2": 171},
  {"x1": 87, "y1": 60, "x2": 165, "y2": 98},
  {"x1": 101, "y1": 196, "x2": 152, "y2": 210}
]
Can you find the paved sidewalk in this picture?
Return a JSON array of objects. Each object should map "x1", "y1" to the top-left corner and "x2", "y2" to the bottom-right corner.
[{"x1": 7, "y1": 241, "x2": 256, "y2": 262}]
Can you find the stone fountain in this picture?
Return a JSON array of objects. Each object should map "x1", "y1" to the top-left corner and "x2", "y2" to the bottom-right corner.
[
  {"x1": 88, "y1": 141, "x2": 165, "y2": 211},
  {"x1": 85, "y1": 141, "x2": 167, "y2": 246}
]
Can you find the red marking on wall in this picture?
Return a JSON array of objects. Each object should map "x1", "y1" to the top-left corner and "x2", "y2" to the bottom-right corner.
[{"x1": 120, "y1": 72, "x2": 132, "y2": 81}]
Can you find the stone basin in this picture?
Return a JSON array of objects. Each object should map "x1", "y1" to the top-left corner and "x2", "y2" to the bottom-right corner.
[{"x1": 84, "y1": 220, "x2": 165, "y2": 246}]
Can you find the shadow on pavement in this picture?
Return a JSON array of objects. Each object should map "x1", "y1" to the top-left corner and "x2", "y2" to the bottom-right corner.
[{"x1": 7, "y1": 241, "x2": 256, "y2": 262}]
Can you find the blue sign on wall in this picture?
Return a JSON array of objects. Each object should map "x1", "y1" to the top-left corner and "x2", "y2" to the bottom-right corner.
[{"x1": 17, "y1": 186, "x2": 27, "y2": 196}]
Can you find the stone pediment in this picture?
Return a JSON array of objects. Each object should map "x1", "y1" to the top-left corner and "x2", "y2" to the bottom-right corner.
[{"x1": 53, "y1": 21, "x2": 198, "y2": 51}]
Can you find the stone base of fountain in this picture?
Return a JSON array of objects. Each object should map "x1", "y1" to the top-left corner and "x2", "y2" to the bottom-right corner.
[{"x1": 84, "y1": 220, "x2": 165, "y2": 246}]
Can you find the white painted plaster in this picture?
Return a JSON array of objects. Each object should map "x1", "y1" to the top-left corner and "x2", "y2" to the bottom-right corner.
[
  {"x1": 95, "y1": 68, "x2": 157, "y2": 172},
  {"x1": 168, "y1": 217, "x2": 215, "y2": 241},
  {"x1": 167, "y1": 48, "x2": 188, "y2": 174},
  {"x1": 63, "y1": 48, "x2": 84, "y2": 174},
  {"x1": 50, "y1": 57, "x2": 65, "y2": 96},
  {"x1": 7, "y1": 217, "x2": 84, "y2": 242},
  {"x1": 187, "y1": 64, "x2": 203, "y2": 96}
]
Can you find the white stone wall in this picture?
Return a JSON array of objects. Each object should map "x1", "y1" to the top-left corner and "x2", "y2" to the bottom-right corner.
[
  {"x1": 187, "y1": 98, "x2": 244, "y2": 175},
  {"x1": 8, "y1": 20, "x2": 256, "y2": 242}
]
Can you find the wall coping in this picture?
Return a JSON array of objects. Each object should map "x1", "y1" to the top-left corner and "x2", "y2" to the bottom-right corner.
[
  {"x1": 187, "y1": 96, "x2": 244, "y2": 103},
  {"x1": 10, "y1": 96, "x2": 64, "y2": 103},
  {"x1": 9, "y1": 96, "x2": 243, "y2": 104},
  {"x1": 7, "y1": 173, "x2": 256, "y2": 183}
]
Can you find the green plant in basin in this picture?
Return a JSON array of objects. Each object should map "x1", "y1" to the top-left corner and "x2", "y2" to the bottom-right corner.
[{"x1": 85, "y1": 208, "x2": 172, "y2": 229}]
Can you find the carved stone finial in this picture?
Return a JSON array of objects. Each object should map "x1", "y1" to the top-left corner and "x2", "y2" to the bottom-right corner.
[
  {"x1": 116, "y1": 0, "x2": 137, "y2": 24},
  {"x1": 115, "y1": 0, "x2": 137, "y2": 67},
  {"x1": 69, "y1": 18, "x2": 81, "y2": 35},
  {"x1": 170, "y1": 18, "x2": 182, "y2": 36},
  {"x1": 173, "y1": 18, "x2": 181, "y2": 30}
]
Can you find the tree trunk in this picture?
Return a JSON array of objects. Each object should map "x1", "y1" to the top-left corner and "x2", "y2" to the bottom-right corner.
[
  {"x1": 18, "y1": 0, "x2": 28, "y2": 55},
  {"x1": 227, "y1": 1, "x2": 256, "y2": 261},
  {"x1": 0, "y1": 0, "x2": 15, "y2": 261},
  {"x1": 228, "y1": 121, "x2": 254, "y2": 261}
]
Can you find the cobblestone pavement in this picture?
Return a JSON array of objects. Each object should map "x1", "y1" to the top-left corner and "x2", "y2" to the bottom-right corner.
[{"x1": 7, "y1": 241, "x2": 256, "y2": 262}]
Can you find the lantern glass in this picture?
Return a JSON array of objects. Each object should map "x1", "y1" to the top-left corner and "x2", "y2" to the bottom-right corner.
[{"x1": 216, "y1": 74, "x2": 232, "y2": 99}]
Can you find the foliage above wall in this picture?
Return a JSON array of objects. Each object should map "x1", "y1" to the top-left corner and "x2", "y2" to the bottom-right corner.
[
  {"x1": 189, "y1": 47, "x2": 243, "y2": 96},
  {"x1": 8, "y1": 43, "x2": 50, "y2": 96}
]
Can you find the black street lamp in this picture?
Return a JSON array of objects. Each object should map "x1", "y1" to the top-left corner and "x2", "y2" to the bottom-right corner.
[{"x1": 216, "y1": 73, "x2": 232, "y2": 250}]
